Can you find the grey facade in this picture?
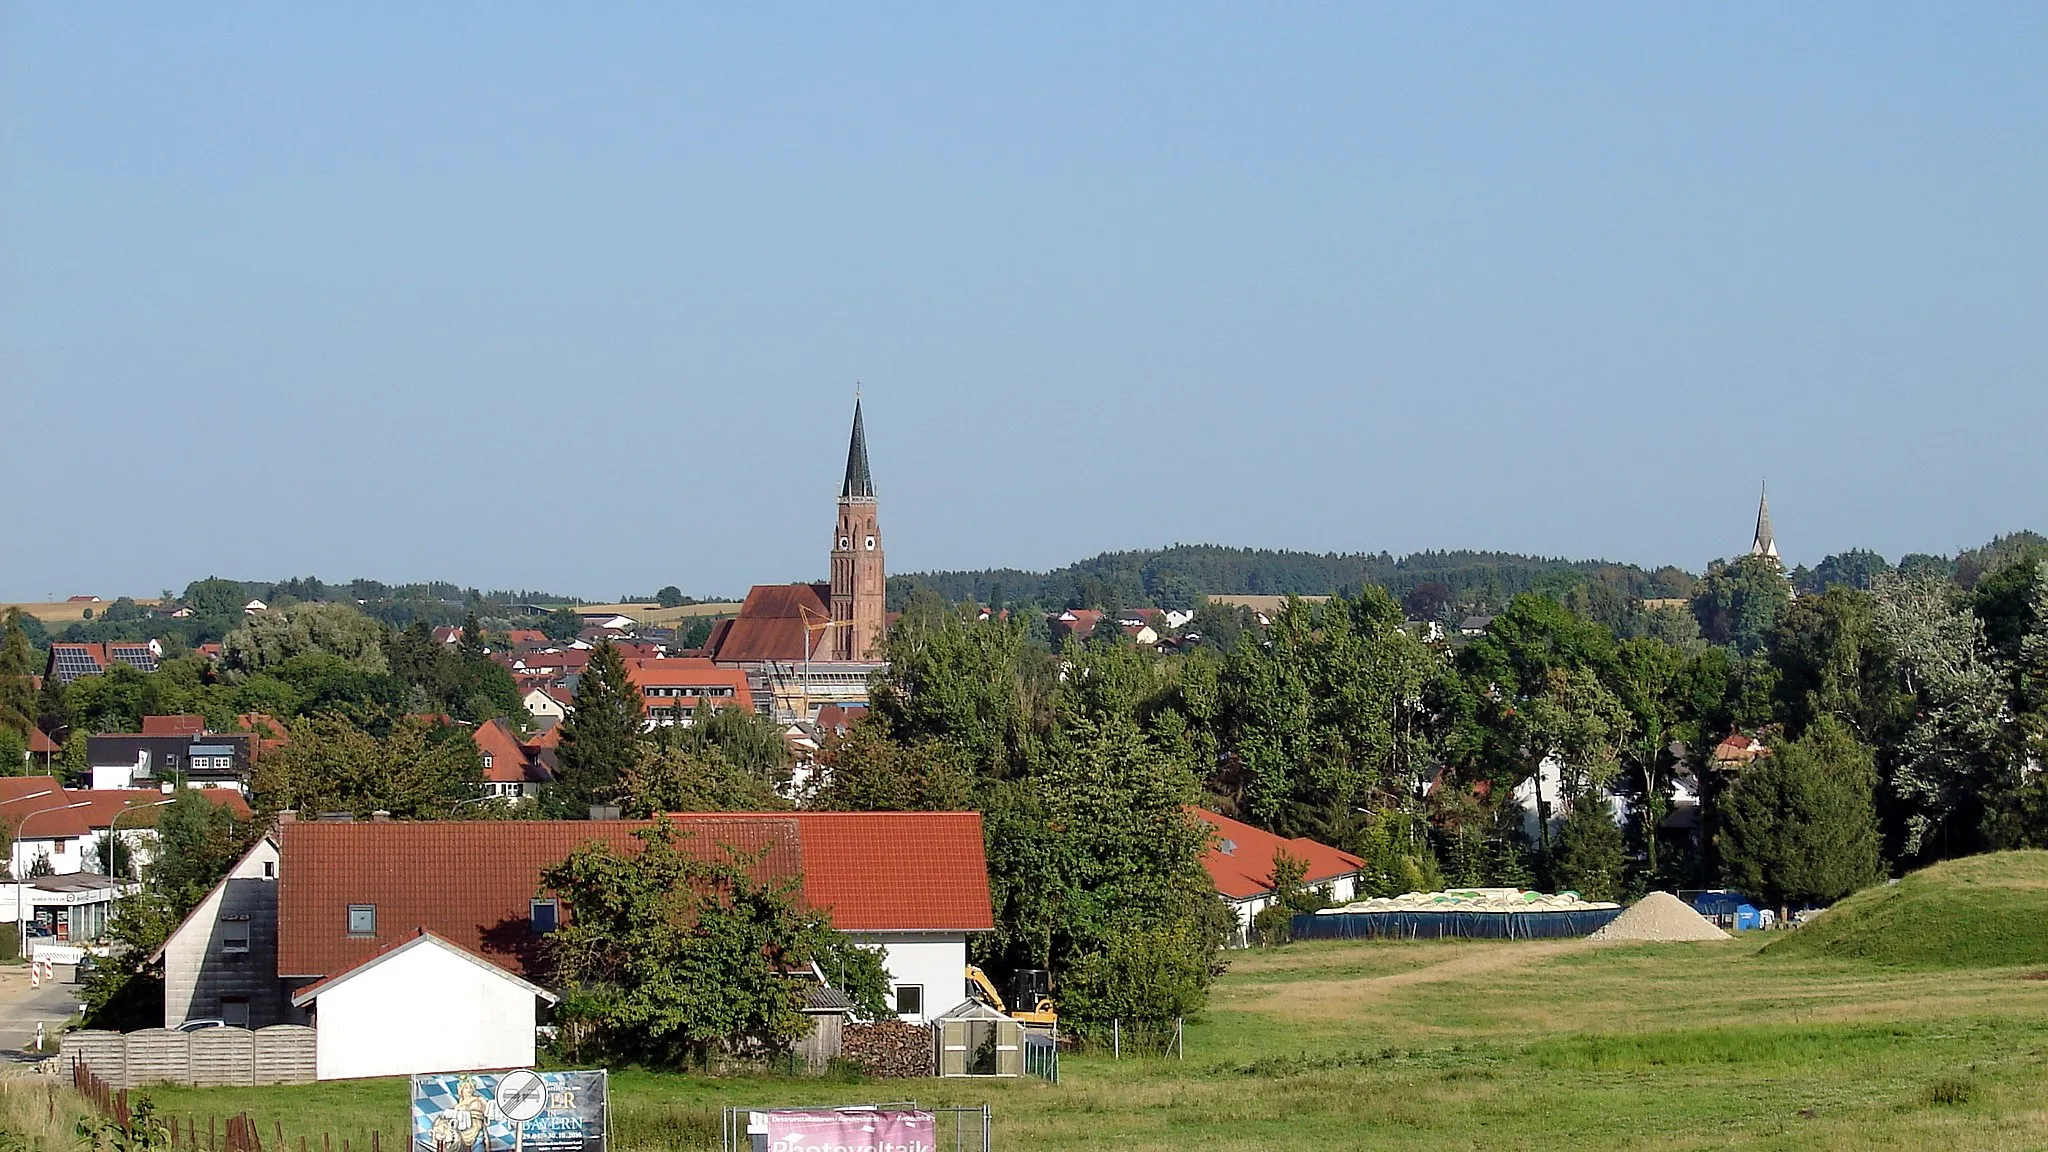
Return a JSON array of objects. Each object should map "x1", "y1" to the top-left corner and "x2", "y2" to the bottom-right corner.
[
  {"x1": 154, "y1": 837, "x2": 300, "y2": 1029},
  {"x1": 88, "y1": 734, "x2": 251, "y2": 788}
]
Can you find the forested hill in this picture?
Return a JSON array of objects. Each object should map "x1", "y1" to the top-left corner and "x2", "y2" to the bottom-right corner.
[{"x1": 890, "y1": 544, "x2": 1698, "y2": 613}]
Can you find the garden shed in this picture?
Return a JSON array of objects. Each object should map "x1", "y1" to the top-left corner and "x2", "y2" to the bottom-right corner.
[{"x1": 933, "y1": 1001, "x2": 1022, "y2": 1078}]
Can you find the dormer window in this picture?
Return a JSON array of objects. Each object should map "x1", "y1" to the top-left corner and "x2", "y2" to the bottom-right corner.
[{"x1": 482, "y1": 753, "x2": 493, "y2": 769}]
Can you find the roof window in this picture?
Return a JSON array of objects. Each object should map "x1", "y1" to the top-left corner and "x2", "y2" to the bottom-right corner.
[{"x1": 347, "y1": 904, "x2": 376, "y2": 937}]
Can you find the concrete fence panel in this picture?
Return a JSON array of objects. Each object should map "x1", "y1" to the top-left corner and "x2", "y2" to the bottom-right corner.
[
  {"x1": 188, "y1": 1027, "x2": 256, "y2": 1087},
  {"x1": 122, "y1": 1029, "x2": 191, "y2": 1088},
  {"x1": 59, "y1": 1031, "x2": 125, "y2": 1087},
  {"x1": 251, "y1": 1025, "x2": 316, "y2": 1085}
]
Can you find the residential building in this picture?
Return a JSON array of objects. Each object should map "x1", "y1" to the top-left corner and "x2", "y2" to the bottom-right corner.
[
  {"x1": 87, "y1": 732, "x2": 252, "y2": 792},
  {"x1": 216, "y1": 811, "x2": 991, "y2": 1075},
  {"x1": 1, "y1": 780, "x2": 252, "y2": 879},
  {"x1": 621, "y1": 657, "x2": 751, "y2": 725},
  {"x1": 45, "y1": 641, "x2": 162, "y2": 685},
  {"x1": 521, "y1": 684, "x2": 571, "y2": 726},
  {"x1": 471, "y1": 718, "x2": 553, "y2": 801},
  {"x1": 1189, "y1": 808, "x2": 1366, "y2": 946},
  {"x1": 704, "y1": 401, "x2": 889, "y2": 721},
  {"x1": 1048, "y1": 609, "x2": 1102, "y2": 642},
  {"x1": 150, "y1": 837, "x2": 283, "y2": 1030}
]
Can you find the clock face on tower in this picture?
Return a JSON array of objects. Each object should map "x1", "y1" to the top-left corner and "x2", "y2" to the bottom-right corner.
[
  {"x1": 865, "y1": 536, "x2": 876, "y2": 550},
  {"x1": 839, "y1": 536, "x2": 850, "y2": 550}
]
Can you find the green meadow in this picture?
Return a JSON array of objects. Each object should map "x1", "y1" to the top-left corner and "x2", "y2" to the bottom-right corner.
[{"x1": 60, "y1": 853, "x2": 2048, "y2": 1150}]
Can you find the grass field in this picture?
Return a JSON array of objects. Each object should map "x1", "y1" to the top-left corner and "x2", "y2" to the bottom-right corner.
[
  {"x1": 0, "y1": 599, "x2": 161, "y2": 626},
  {"x1": 573, "y1": 602, "x2": 744, "y2": 627},
  {"x1": 103, "y1": 925, "x2": 2048, "y2": 1150}
]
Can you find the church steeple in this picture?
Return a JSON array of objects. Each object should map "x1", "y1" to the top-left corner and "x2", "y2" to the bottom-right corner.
[
  {"x1": 841, "y1": 399, "x2": 874, "y2": 501},
  {"x1": 829, "y1": 397, "x2": 885, "y2": 660},
  {"x1": 1750, "y1": 482, "x2": 1779, "y2": 561}
]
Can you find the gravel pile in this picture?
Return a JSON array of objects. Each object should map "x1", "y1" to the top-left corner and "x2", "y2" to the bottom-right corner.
[{"x1": 1588, "y1": 891, "x2": 1731, "y2": 942}]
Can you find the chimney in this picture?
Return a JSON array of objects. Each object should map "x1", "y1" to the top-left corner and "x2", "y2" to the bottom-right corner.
[{"x1": 370, "y1": 809, "x2": 392, "y2": 823}]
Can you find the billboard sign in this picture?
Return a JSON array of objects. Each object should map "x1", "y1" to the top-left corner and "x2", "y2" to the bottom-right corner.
[
  {"x1": 412, "y1": 1070, "x2": 608, "y2": 1152},
  {"x1": 747, "y1": 1109, "x2": 935, "y2": 1152}
]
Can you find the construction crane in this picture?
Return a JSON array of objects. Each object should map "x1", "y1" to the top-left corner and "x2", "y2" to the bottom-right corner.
[{"x1": 965, "y1": 965, "x2": 1057, "y2": 1031}]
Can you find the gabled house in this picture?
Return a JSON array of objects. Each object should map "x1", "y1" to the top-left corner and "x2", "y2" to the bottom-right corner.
[
  {"x1": 87, "y1": 732, "x2": 252, "y2": 792},
  {"x1": 621, "y1": 657, "x2": 751, "y2": 726},
  {"x1": 225, "y1": 812, "x2": 991, "y2": 1078},
  {"x1": 150, "y1": 836, "x2": 282, "y2": 1029},
  {"x1": 1189, "y1": 808, "x2": 1367, "y2": 946},
  {"x1": 521, "y1": 684, "x2": 571, "y2": 726},
  {"x1": 471, "y1": 718, "x2": 553, "y2": 801},
  {"x1": 45, "y1": 641, "x2": 162, "y2": 685},
  {"x1": 1048, "y1": 610, "x2": 1102, "y2": 642}
]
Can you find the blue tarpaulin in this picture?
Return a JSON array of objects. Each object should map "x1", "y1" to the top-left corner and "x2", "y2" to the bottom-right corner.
[{"x1": 1291, "y1": 907, "x2": 1623, "y2": 941}]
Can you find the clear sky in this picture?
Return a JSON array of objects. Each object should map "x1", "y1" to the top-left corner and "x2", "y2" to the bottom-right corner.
[{"x1": 4, "y1": 4, "x2": 2043, "y2": 601}]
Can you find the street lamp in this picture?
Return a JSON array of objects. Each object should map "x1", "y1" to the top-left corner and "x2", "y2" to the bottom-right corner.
[
  {"x1": 104, "y1": 799, "x2": 175, "y2": 881},
  {"x1": 13, "y1": 799, "x2": 92, "y2": 961}
]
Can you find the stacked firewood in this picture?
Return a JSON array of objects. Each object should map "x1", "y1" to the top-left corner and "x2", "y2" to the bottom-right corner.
[{"x1": 841, "y1": 1021, "x2": 934, "y2": 1077}]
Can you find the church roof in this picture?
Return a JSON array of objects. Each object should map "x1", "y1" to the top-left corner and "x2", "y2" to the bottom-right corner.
[
  {"x1": 1751, "y1": 483, "x2": 1778, "y2": 559},
  {"x1": 841, "y1": 399, "x2": 875, "y2": 501},
  {"x1": 706, "y1": 583, "x2": 835, "y2": 664}
]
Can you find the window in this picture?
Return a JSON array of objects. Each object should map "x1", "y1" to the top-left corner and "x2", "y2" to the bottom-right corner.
[
  {"x1": 221, "y1": 917, "x2": 250, "y2": 955},
  {"x1": 531, "y1": 898, "x2": 558, "y2": 933},
  {"x1": 347, "y1": 904, "x2": 376, "y2": 936},
  {"x1": 895, "y1": 985, "x2": 924, "y2": 1017},
  {"x1": 220, "y1": 998, "x2": 249, "y2": 1028},
  {"x1": 262, "y1": 861, "x2": 275, "y2": 879},
  {"x1": 481, "y1": 753, "x2": 494, "y2": 769}
]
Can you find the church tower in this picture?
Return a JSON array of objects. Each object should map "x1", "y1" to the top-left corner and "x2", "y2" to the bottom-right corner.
[
  {"x1": 1750, "y1": 482, "x2": 1779, "y2": 562},
  {"x1": 829, "y1": 400, "x2": 886, "y2": 660}
]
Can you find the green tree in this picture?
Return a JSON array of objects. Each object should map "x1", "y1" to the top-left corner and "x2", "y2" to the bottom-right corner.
[
  {"x1": 541, "y1": 608, "x2": 585, "y2": 643},
  {"x1": 656, "y1": 586, "x2": 687, "y2": 609},
  {"x1": 1719, "y1": 717, "x2": 1884, "y2": 909},
  {"x1": 182, "y1": 577, "x2": 246, "y2": 619},
  {"x1": 222, "y1": 601, "x2": 388, "y2": 675},
  {"x1": 540, "y1": 819, "x2": 888, "y2": 1067},
  {"x1": 252, "y1": 714, "x2": 483, "y2": 818},
  {"x1": 0, "y1": 610, "x2": 38, "y2": 740},
  {"x1": 1691, "y1": 555, "x2": 1792, "y2": 655},
  {"x1": 809, "y1": 722, "x2": 975, "y2": 812},
  {"x1": 0, "y1": 728, "x2": 24, "y2": 776},
  {"x1": 549, "y1": 643, "x2": 646, "y2": 816},
  {"x1": 1548, "y1": 790, "x2": 1625, "y2": 901}
]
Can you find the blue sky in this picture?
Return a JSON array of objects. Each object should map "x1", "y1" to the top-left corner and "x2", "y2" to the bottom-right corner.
[{"x1": 4, "y1": 4, "x2": 2043, "y2": 600}]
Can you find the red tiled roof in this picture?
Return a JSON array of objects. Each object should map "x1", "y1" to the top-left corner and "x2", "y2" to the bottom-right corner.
[
  {"x1": 528, "y1": 726, "x2": 562, "y2": 750},
  {"x1": 504, "y1": 630, "x2": 549, "y2": 648},
  {"x1": 141, "y1": 715, "x2": 206, "y2": 737},
  {"x1": 705, "y1": 584, "x2": 834, "y2": 664},
  {"x1": 0, "y1": 786, "x2": 251, "y2": 840},
  {"x1": 474, "y1": 718, "x2": 551, "y2": 784},
  {"x1": 290, "y1": 929, "x2": 559, "y2": 1007},
  {"x1": 622, "y1": 658, "x2": 750, "y2": 715},
  {"x1": 1187, "y1": 808, "x2": 1366, "y2": 902},
  {"x1": 276, "y1": 812, "x2": 994, "y2": 980},
  {"x1": 27, "y1": 730, "x2": 60, "y2": 755},
  {"x1": 277, "y1": 817, "x2": 805, "y2": 979}
]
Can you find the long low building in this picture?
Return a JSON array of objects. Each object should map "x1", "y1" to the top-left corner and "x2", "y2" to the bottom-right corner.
[
  {"x1": 159, "y1": 811, "x2": 995, "y2": 1079},
  {"x1": 1189, "y1": 808, "x2": 1367, "y2": 946}
]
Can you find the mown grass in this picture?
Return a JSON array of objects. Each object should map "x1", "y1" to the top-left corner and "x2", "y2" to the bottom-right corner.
[
  {"x1": 1765, "y1": 850, "x2": 2048, "y2": 968},
  {"x1": 95, "y1": 858, "x2": 2048, "y2": 1150}
]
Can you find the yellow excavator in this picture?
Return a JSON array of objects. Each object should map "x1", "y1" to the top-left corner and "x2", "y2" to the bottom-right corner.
[{"x1": 965, "y1": 964, "x2": 1057, "y2": 1031}]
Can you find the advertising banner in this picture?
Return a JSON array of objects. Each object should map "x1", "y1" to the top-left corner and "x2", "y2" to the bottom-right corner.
[
  {"x1": 411, "y1": 1070, "x2": 608, "y2": 1152},
  {"x1": 748, "y1": 1109, "x2": 935, "y2": 1152}
]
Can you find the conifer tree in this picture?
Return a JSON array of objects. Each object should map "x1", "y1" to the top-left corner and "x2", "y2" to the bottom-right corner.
[
  {"x1": 549, "y1": 642, "x2": 645, "y2": 817},
  {"x1": 1548, "y1": 789, "x2": 1625, "y2": 901},
  {"x1": 1720, "y1": 716, "x2": 1884, "y2": 909}
]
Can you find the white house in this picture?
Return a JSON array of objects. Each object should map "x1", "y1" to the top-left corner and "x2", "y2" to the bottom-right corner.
[
  {"x1": 1189, "y1": 808, "x2": 1367, "y2": 946},
  {"x1": 522, "y1": 686, "x2": 569, "y2": 726},
  {"x1": 291, "y1": 930, "x2": 556, "y2": 1081},
  {"x1": 266, "y1": 811, "x2": 993, "y2": 1079}
]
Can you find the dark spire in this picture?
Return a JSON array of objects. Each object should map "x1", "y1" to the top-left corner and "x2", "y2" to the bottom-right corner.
[
  {"x1": 840, "y1": 398, "x2": 874, "y2": 500},
  {"x1": 1750, "y1": 481, "x2": 1778, "y2": 560}
]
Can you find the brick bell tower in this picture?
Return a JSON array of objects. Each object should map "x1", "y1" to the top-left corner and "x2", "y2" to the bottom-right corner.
[{"x1": 829, "y1": 399, "x2": 885, "y2": 660}]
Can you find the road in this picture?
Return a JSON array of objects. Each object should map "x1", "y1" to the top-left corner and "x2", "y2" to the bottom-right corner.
[{"x1": 0, "y1": 964, "x2": 89, "y2": 1061}]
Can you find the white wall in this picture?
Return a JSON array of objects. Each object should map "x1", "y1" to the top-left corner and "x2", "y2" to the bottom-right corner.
[
  {"x1": 309, "y1": 940, "x2": 540, "y2": 1080},
  {"x1": 852, "y1": 932, "x2": 968, "y2": 1023},
  {"x1": 10, "y1": 829, "x2": 153, "y2": 879}
]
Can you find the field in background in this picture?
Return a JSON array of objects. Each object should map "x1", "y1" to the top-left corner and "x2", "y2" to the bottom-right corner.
[
  {"x1": 0, "y1": 600, "x2": 162, "y2": 625},
  {"x1": 129, "y1": 930, "x2": 2048, "y2": 1150},
  {"x1": 574, "y1": 602, "x2": 744, "y2": 627}
]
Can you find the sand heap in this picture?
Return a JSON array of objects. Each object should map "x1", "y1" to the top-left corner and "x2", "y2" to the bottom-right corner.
[{"x1": 1587, "y1": 891, "x2": 1732, "y2": 942}]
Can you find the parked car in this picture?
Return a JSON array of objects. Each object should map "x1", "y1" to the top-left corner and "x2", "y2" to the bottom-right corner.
[{"x1": 176, "y1": 1018, "x2": 226, "y2": 1033}]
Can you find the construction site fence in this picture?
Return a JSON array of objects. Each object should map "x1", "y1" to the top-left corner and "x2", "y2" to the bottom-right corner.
[
  {"x1": 1291, "y1": 907, "x2": 1623, "y2": 941},
  {"x1": 74, "y1": 1058, "x2": 388, "y2": 1152}
]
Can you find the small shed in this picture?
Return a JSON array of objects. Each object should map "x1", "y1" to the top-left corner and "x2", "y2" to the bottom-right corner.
[{"x1": 933, "y1": 1000, "x2": 1021, "y2": 1078}]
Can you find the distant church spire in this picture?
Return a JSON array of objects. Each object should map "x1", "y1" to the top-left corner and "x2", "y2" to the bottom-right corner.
[
  {"x1": 1750, "y1": 482, "x2": 1779, "y2": 561},
  {"x1": 841, "y1": 398, "x2": 874, "y2": 501}
]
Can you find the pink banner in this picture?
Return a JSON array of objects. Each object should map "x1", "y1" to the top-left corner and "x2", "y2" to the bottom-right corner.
[{"x1": 758, "y1": 1110, "x2": 937, "y2": 1152}]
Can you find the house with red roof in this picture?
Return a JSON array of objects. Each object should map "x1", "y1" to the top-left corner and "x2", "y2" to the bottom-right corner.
[
  {"x1": 45, "y1": 640, "x2": 162, "y2": 685},
  {"x1": 1188, "y1": 808, "x2": 1367, "y2": 946},
  {"x1": 207, "y1": 811, "x2": 992, "y2": 1078},
  {"x1": 621, "y1": 657, "x2": 751, "y2": 726},
  {"x1": 471, "y1": 718, "x2": 554, "y2": 801}
]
